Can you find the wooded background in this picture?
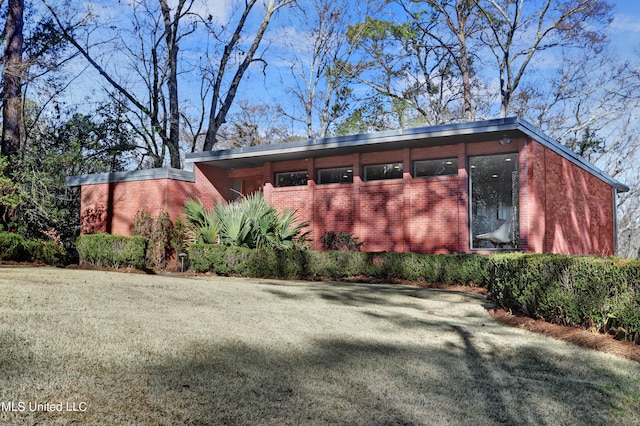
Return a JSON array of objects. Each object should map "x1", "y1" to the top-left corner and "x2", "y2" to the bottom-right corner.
[{"x1": 1, "y1": 0, "x2": 638, "y2": 256}]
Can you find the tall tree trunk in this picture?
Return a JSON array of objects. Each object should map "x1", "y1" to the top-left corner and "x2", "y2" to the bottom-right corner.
[
  {"x1": 160, "y1": 0, "x2": 183, "y2": 169},
  {"x1": 2, "y1": 0, "x2": 24, "y2": 159}
]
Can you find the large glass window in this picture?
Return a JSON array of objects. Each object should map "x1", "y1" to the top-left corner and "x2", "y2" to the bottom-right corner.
[
  {"x1": 275, "y1": 171, "x2": 308, "y2": 187},
  {"x1": 318, "y1": 166, "x2": 353, "y2": 184},
  {"x1": 414, "y1": 158, "x2": 458, "y2": 178},
  {"x1": 470, "y1": 153, "x2": 519, "y2": 249},
  {"x1": 363, "y1": 163, "x2": 403, "y2": 181}
]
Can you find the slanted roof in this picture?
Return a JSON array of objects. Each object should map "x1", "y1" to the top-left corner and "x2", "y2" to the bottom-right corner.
[{"x1": 185, "y1": 116, "x2": 629, "y2": 192}]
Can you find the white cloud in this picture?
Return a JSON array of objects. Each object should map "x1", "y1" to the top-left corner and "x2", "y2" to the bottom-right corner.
[
  {"x1": 188, "y1": 0, "x2": 241, "y2": 24},
  {"x1": 609, "y1": 13, "x2": 640, "y2": 35}
]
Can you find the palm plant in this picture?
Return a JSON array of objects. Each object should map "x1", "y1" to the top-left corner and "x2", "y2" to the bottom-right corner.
[
  {"x1": 182, "y1": 193, "x2": 309, "y2": 250},
  {"x1": 182, "y1": 197, "x2": 220, "y2": 244},
  {"x1": 216, "y1": 199, "x2": 252, "y2": 247}
]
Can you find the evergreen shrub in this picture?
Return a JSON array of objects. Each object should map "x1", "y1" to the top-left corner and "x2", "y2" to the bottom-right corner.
[
  {"x1": 76, "y1": 234, "x2": 147, "y2": 269},
  {"x1": 0, "y1": 231, "x2": 64, "y2": 264},
  {"x1": 488, "y1": 254, "x2": 640, "y2": 343}
]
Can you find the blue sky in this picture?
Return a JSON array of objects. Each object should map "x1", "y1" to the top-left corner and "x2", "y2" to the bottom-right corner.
[
  {"x1": 58, "y1": 0, "x2": 640, "y2": 145},
  {"x1": 607, "y1": 0, "x2": 640, "y2": 57}
]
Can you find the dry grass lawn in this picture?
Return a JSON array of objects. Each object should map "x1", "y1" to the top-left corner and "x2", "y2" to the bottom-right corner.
[{"x1": 0, "y1": 265, "x2": 639, "y2": 425}]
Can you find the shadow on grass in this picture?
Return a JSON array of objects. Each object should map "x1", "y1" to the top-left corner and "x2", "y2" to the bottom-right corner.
[
  {"x1": 262, "y1": 280, "x2": 484, "y2": 311},
  {"x1": 141, "y1": 334, "x2": 622, "y2": 425}
]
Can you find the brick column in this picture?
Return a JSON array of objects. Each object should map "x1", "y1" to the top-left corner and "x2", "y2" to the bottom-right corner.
[
  {"x1": 402, "y1": 148, "x2": 412, "y2": 252},
  {"x1": 457, "y1": 143, "x2": 469, "y2": 253},
  {"x1": 353, "y1": 153, "x2": 363, "y2": 244}
]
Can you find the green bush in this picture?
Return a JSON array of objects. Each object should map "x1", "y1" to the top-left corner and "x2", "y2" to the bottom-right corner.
[
  {"x1": 488, "y1": 254, "x2": 640, "y2": 344},
  {"x1": 183, "y1": 194, "x2": 309, "y2": 250},
  {"x1": 189, "y1": 245, "x2": 491, "y2": 285},
  {"x1": 24, "y1": 239, "x2": 65, "y2": 265},
  {"x1": 0, "y1": 232, "x2": 29, "y2": 261},
  {"x1": 0, "y1": 232, "x2": 64, "y2": 264},
  {"x1": 189, "y1": 244, "x2": 307, "y2": 278},
  {"x1": 76, "y1": 234, "x2": 148, "y2": 269}
]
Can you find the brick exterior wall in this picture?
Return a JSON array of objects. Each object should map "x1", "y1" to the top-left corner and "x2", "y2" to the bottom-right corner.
[
  {"x1": 80, "y1": 178, "x2": 198, "y2": 235},
  {"x1": 77, "y1": 137, "x2": 617, "y2": 255}
]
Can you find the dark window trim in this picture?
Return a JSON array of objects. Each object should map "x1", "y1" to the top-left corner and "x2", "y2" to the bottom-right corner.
[
  {"x1": 362, "y1": 162, "x2": 403, "y2": 181},
  {"x1": 274, "y1": 170, "x2": 308, "y2": 187},
  {"x1": 413, "y1": 158, "x2": 459, "y2": 178}
]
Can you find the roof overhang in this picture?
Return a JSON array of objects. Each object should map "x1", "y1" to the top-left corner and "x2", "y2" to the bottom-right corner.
[
  {"x1": 65, "y1": 167, "x2": 195, "y2": 187},
  {"x1": 185, "y1": 117, "x2": 629, "y2": 192}
]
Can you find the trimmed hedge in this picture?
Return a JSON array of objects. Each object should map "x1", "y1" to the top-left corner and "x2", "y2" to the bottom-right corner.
[
  {"x1": 488, "y1": 254, "x2": 640, "y2": 344},
  {"x1": 76, "y1": 234, "x2": 148, "y2": 269},
  {"x1": 189, "y1": 244, "x2": 307, "y2": 277},
  {"x1": 0, "y1": 232, "x2": 65, "y2": 265},
  {"x1": 188, "y1": 244, "x2": 490, "y2": 285}
]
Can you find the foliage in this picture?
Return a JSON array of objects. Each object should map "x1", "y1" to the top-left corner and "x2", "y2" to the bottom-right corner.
[
  {"x1": 0, "y1": 231, "x2": 65, "y2": 264},
  {"x1": 76, "y1": 233, "x2": 147, "y2": 269},
  {"x1": 188, "y1": 245, "x2": 491, "y2": 285},
  {"x1": 321, "y1": 231, "x2": 364, "y2": 251},
  {"x1": 488, "y1": 254, "x2": 640, "y2": 344},
  {"x1": 0, "y1": 155, "x2": 24, "y2": 230},
  {"x1": 189, "y1": 244, "x2": 307, "y2": 277},
  {"x1": 0, "y1": 232, "x2": 29, "y2": 261},
  {"x1": 183, "y1": 193, "x2": 309, "y2": 251},
  {"x1": 182, "y1": 197, "x2": 220, "y2": 244},
  {"x1": 15, "y1": 106, "x2": 136, "y2": 248},
  {"x1": 132, "y1": 209, "x2": 176, "y2": 270}
]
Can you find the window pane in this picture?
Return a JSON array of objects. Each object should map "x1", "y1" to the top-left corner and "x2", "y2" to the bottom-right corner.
[
  {"x1": 318, "y1": 167, "x2": 353, "y2": 184},
  {"x1": 414, "y1": 158, "x2": 458, "y2": 177},
  {"x1": 275, "y1": 171, "x2": 308, "y2": 187},
  {"x1": 230, "y1": 179, "x2": 242, "y2": 201},
  {"x1": 470, "y1": 153, "x2": 519, "y2": 249},
  {"x1": 363, "y1": 163, "x2": 403, "y2": 181}
]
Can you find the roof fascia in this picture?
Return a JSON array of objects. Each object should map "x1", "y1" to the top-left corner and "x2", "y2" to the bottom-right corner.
[{"x1": 65, "y1": 167, "x2": 195, "y2": 187}]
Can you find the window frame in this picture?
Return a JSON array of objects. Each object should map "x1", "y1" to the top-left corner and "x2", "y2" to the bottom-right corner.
[
  {"x1": 469, "y1": 153, "x2": 520, "y2": 251},
  {"x1": 413, "y1": 158, "x2": 459, "y2": 178},
  {"x1": 362, "y1": 162, "x2": 404, "y2": 182},
  {"x1": 274, "y1": 170, "x2": 308, "y2": 187},
  {"x1": 317, "y1": 166, "x2": 354, "y2": 185}
]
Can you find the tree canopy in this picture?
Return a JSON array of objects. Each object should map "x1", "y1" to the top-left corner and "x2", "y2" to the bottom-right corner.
[{"x1": 0, "y1": 0, "x2": 638, "y2": 256}]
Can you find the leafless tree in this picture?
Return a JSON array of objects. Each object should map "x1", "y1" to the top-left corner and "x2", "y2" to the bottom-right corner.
[
  {"x1": 43, "y1": 0, "x2": 196, "y2": 168},
  {"x1": 276, "y1": 0, "x2": 362, "y2": 138},
  {"x1": 476, "y1": 0, "x2": 613, "y2": 117},
  {"x1": 201, "y1": 0, "x2": 297, "y2": 151}
]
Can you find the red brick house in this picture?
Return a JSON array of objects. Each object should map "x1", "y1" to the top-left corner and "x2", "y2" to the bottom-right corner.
[{"x1": 66, "y1": 117, "x2": 629, "y2": 255}]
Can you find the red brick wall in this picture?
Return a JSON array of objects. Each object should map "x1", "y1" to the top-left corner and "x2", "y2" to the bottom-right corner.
[
  {"x1": 77, "y1": 138, "x2": 617, "y2": 255},
  {"x1": 542, "y1": 148, "x2": 614, "y2": 255},
  {"x1": 80, "y1": 179, "x2": 197, "y2": 235}
]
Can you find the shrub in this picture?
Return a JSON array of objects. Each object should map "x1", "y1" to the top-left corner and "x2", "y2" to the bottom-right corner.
[
  {"x1": 488, "y1": 254, "x2": 640, "y2": 344},
  {"x1": 190, "y1": 245, "x2": 491, "y2": 286},
  {"x1": 24, "y1": 239, "x2": 65, "y2": 265},
  {"x1": 182, "y1": 197, "x2": 219, "y2": 244},
  {"x1": 321, "y1": 231, "x2": 364, "y2": 251},
  {"x1": 189, "y1": 244, "x2": 307, "y2": 277},
  {"x1": 0, "y1": 232, "x2": 29, "y2": 261},
  {"x1": 76, "y1": 234, "x2": 147, "y2": 269},
  {"x1": 183, "y1": 194, "x2": 309, "y2": 251},
  {"x1": 133, "y1": 209, "x2": 176, "y2": 270},
  {"x1": 0, "y1": 232, "x2": 65, "y2": 264}
]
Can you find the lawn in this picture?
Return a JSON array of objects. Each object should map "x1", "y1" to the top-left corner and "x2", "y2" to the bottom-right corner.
[{"x1": 0, "y1": 266, "x2": 639, "y2": 425}]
